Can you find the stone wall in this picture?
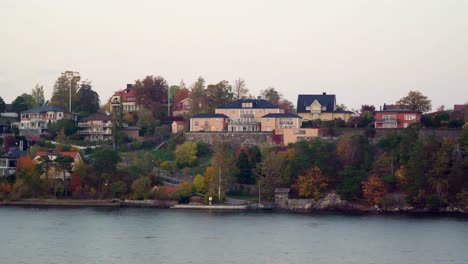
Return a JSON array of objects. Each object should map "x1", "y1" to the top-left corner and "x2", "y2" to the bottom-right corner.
[
  {"x1": 185, "y1": 132, "x2": 273, "y2": 147},
  {"x1": 319, "y1": 128, "x2": 462, "y2": 141}
]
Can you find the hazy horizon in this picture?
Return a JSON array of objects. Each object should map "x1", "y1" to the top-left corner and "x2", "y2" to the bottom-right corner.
[{"x1": 1, "y1": 0, "x2": 467, "y2": 111}]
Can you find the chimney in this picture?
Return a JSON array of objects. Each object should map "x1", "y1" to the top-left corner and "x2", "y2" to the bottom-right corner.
[
  {"x1": 322, "y1": 92, "x2": 326, "y2": 95},
  {"x1": 127, "y1": 84, "x2": 133, "y2": 89}
]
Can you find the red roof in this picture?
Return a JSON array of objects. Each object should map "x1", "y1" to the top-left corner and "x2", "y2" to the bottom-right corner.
[
  {"x1": 454, "y1": 105, "x2": 466, "y2": 111},
  {"x1": 153, "y1": 186, "x2": 178, "y2": 194},
  {"x1": 35, "y1": 151, "x2": 79, "y2": 159},
  {"x1": 113, "y1": 86, "x2": 136, "y2": 103},
  {"x1": 174, "y1": 121, "x2": 185, "y2": 125}
]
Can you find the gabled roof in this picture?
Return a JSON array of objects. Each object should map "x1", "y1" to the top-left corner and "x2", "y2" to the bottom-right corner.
[
  {"x1": 112, "y1": 84, "x2": 136, "y2": 103},
  {"x1": 217, "y1": 99, "x2": 278, "y2": 109},
  {"x1": 80, "y1": 112, "x2": 111, "y2": 122},
  {"x1": 173, "y1": 121, "x2": 185, "y2": 125},
  {"x1": 191, "y1": 113, "x2": 228, "y2": 119},
  {"x1": 261, "y1": 113, "x2": 302, "y2": 118},
  {"x1": 22, "y1": 105, "x2": 66, "y2": 114},
  {"x1": 297, "y1": 94, "x2": 336, "y2": 113}
]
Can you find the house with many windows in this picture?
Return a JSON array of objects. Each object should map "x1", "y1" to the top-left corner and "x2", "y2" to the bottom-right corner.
[
  {"x1": 110, "y1": 84, "x2": 140, "y2": 113},
  {"x1": 214, "y1": 99, "x2": 283, "y2": 132},
  {"x1": 0, "y1": 150, "x2": 26, "y2": 178},
  {"x1": 190, "y1": 114, "x2": 228, "y2": 132},
  {"x1": 297, "y1": 93, "x2": 354, "y2": 123},
  {"x1": 260, "y1": 113, "x2": 302, "y2": 132},
  {"x1": 172, "y1": 98, "x2": 192, "y2": 117},
  {"x1": 374, "y1": 107, "x2": 421, "y2": 128},
  {"x1": 77, "y1": 112, "x2": 113, "y2": 141},
  {"x1": 17, "y1": 105, "x2": 76, "y2": 136}
]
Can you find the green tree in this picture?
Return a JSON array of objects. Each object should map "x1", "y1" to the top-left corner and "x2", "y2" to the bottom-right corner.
[
  {"x1": 92, "y1": 148, "x2": 121, "y2": 193},
  {"x1": 193, "y1": 174, "x2": 207, "y2": 193},
  {"x1": 50, "y1": 71, "x2": 81, "y2": 111},
  {"x1": 133, "y1": 76, "x2": 168, "y2": 117},
  {"x1": 205, "y1": 80, "x2": 234, "y2": 113},
  {"x1": 31, "y1": 84, "x2": 45, "y2": 107},
  {"x1": 76, "y1": 82, "x2": 100, "y2": 115},
  {"x1": 235, "y1": 149, "x2": 253, "y2": 184},
  {"x1": 336, "y1": 168, "x2": 367, "y2": 201},
  {"x1": 12, "y1": 94, "x2": 35, "y2": 113},
  {"x1": 260, "y1": 87, "x2": 281, "y2": 105},
  {"x1": 175, "y1": 141, "x2": 198, "y2": 167},
  {"x1": 131, "y1": 176, "x2": 152, "y2": 199},
  {"x1": 189, "y1": 77, "x2": 206, "y2": 115},
  {"x1": 137, "y1": 108, "x2": 158, "y2": 136},
  {"x1": 254, "y1": 151, "x2": 289, "y2": 201},
  {"x1": 56, "y1": 128, "x2": 67, "y2": 143},
  {"x1": 396, "y1": 90, "x2": 432, "y2": 113},
  {"x1": 110, "y1": 181, "x2": 128, "y2": 198},
  {"x1": 211, "y1": 138, "x2": 235, "y2": 199}
]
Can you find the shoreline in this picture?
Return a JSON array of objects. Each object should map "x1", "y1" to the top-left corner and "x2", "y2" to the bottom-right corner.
[{"x1": 0, "y1": 199, "x2": 467, "y2": 216}]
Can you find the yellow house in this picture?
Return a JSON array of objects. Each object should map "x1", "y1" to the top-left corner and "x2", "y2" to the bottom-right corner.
[
  {"x1": 297, "y1": 93, "x2": 354, "y2": 122},
  {"x1": 215, "y1": 99, "x2": 283, "y2": 132},
  {"x1": 260, "y1": 113, "x2": 302, "y2": 132},
  {"x1": 172, "y1": 121, "x2": 185, "y2": 134},
  {"x1": 190, "y1": 114, "x2": 228, "y2": 132},
  {"x1": 276, "y1": 128, "x2": 319, "y2": 145}
]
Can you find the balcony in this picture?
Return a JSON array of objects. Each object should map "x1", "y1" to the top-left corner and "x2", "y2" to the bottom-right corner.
[
  {"x1": 78, "y1": 130, "x2": 112, "y2": 135},
  {"x1": 78, "y1": 123, "x2": 90, "y2": 127},
  {"x1": 228, "y1": 119, "x2": 260, "y2": 126}
]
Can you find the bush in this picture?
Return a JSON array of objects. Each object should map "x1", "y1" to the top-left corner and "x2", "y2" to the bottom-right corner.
[
  {"x1": 159, "y1": 161, "x2": 175, "y2": 171},
  {"x1": 425, "y1": 195, "x2": 442, "y2": 209}
]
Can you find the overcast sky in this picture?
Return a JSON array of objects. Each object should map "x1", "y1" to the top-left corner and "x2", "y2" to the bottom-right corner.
[{"x1": 1, "y1": 0, "x2": 467, "y2": 111}]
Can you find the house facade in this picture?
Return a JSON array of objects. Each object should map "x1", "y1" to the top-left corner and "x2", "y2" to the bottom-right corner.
[
  {"x1": 374, "y1": 109, "x2": 421, "y2": 128},
  {"x1": 77, "y1": 112, "x2": 113, "y2": 141},
  {"x1": 172, "y1": 98, "x2": 192, "y2": 117},
  {"x1": 17, "y1": 105, "x2": 75, "y2": 136},
  {"x1": 297, "y1": 93, "x2": 354, "y2": 122},
  {"x1": 260, "y1": 113, "x2": 302, "y2": 132},
  {"x1": 215, "y1": 99, "x2": 283, "y2": 132},
  {"x1": 190, "y1": 114, "x2": 228, "y2": 132},
  {"x1": 0, "y1": 151, "x2": 25, "y2": 178},
  {"x1": 110, "y1": 84, "x2": 140, "y2": 113},
  {"x1": 172, "y1": 121, "x2": 185, "y2": 134}
]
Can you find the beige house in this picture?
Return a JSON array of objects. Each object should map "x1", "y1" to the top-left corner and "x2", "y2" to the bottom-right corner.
[
  {"x1": 77, "y1": 112, "x2": 112, "y2": 141},
  {"x1": 275, "y1": 128, "x2": 319, "y2": 145},
  {"x1": 172, "y1": 121, "x2": 185, "y2": 134},
  {"x1": 260, "y1": 113, "x2": 302, "y2": 132},
  {"x1": 297, "y1": 93, "x2": 354, "y2": 122},
  {"x1": 190, "y1": 114, "x2": 228, "y2": 132},
  {"x1": 215, "y1": 99, "x2": 283, "y2": 132},
  {"x1": 172, "y1": 98, "x2": 192, "y2": 117}
]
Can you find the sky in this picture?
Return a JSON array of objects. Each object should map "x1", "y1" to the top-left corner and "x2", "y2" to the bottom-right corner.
[{"x1": 1, "y1": 0, "x2": 467, "y2": 111}]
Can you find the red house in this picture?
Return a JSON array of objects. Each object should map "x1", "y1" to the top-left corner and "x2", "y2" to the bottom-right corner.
[{"x1": 374, "y1": 109, "x2": 421, "y2": 129}]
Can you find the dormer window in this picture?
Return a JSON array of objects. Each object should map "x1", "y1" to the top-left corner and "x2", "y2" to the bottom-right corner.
[
  {"x1": 322, "y1": 106, "x2": 327, "y2": 111},
  {"x1": 242, "y1": 102, "x2": 253, "y2": 108},
  {"x1": 305, "y1": 107, "x2": 310, "y2": 111}
]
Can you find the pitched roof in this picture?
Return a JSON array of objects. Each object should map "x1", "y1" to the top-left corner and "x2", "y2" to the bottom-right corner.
[
  {"x1": 112, "y1": 84, "x2": 136, "y2": 103},
  {"x1": 80, "y1": 112, "x2": 112, "y2": 122},
  {"x1": 191, "y1": 113, "x2": 228, "y2": 118},
  {"x1": 173, "y1": 121, "x2": 185, "y2": 125},
  {"x1": 217, "y1": 99, "x2": 278, "y2": 109},
  {"x1": 22, "y1": 105, "x2": 66, "y2": 113},
  {"x1": 261, "y1": 113, "x2": 302, "y2": 118},
  {"x1": 297, "y1": 94, "x2": 336, "y2": 113}
]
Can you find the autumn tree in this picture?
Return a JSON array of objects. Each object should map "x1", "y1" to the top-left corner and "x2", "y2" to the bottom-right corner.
[
  {"x1": 31, "y1": 84, "x2": 45, "y2": 107},
  {"x1": 134, "y1": 76, "x2": 168, "y2": 117},
  {"x1": 233, "y1": 78, "x2": 248, "y2": 100},
  {"x1": 70, "y1": 160, "x2": 85, "y2": 194},
  {"x1": 193, "y1": 174, "x2": 207, "y2": 193},
  {"x1": 336, "y1": 134, "x2": 368, "y2": 168},
  {"x1": 173, "y1": 87, "x2": 190, "y2": 112},
  {"x1": 210, "y1": 138, "x2": 235, "y2": 199},
  {"x1": 175, "y1": 141, "x2": 198, "y2": 167},
  {"x1": 131, "y1": 176, "x2": 152, "y2": 199},
  {"x1": 13, "y1": 155, "x2": 44, "y2": 198},
  {"x1": 172, "y1": 181, "x2": 193, "y2": 200},
  {"x1": 396, "y1": 90, "x2": 432, "y2": 113},
  {"x1": 137, "y1": 108, "x2": 158, "y2": 136},
  {"x1": 204, "y1": 166, "x2": 219, "y2": 199},
  {"x1": 254, "y1": 151, "x2": 289, "y2": 200},
  {"x1": 50, "y1": 71, "x2": 81, "y2": 111},
  {"x1": 278, "y1": 99, "x2": 295, "y2": 113},
  {"x1": 292, "y1": 166, "x2": 330, "y2": 199},
  {"x1": 362, "y1": 175, "x2": 386, "y2": 205}
]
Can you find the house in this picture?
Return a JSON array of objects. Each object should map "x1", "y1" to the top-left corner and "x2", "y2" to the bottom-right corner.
[
  {"x1": 454, "y1": 104, "x2": 466, "y2": 112},
  {"x1": 260, "y1": 113, "x2": 302, "y2": 132},
  {"x1": 0, "y1": 122, "x2": 11, "y2": 139},
  {"x1": 297, "y1": 93, "x2": 354, "y2": 123},
  {"x1": 374, "y1": 108, "x2": 421, "y2": 129},
  {"x1": 16, "y1": 105, "x2": 76, "y2": 136},
  {"x1": 172, "y1": 121, "x2": 185, "y2": 134},
  {"x1": 190, "y1": 114, "x2": 228, "y2": 132},
  {"x1": 110, "y1": 84, "x2": 140, "y2": 113},
  {"x1": 34, "y1": 151, "x2": 82, "y2": 180},
  {"x1": 77, "y1": 112, "x2": 113, "y2": 141},
  {"x1": 0, "y1": 150, "x2": 26, "y2": 178},
  {"x1": 215, "y1": 98, "x2": 283, "y2": 132},
  {"x1": 172, "y1": 98, "x2": 192, "y2": 117}
]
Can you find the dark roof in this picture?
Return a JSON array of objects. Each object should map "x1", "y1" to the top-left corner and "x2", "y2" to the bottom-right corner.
[
  {"x1": 80, "y1": 112, "x2": 111, "y2": 122},
  {"x1": 5, "y1": 104, "x2": 13, "y2": 112},
  {"x1": 333, "y1": 110, "x2": 355, "y2": 114},
  {"x1": 297, "y1": 94, "x2": 336, "y2": 113},
  {"x1": 191, "y1": 113, "x2": 229, "y2": 118},
  {"x1": 0, "y1": 150, "x2": 27, "y2": 158},
  {"x1": 375, "y1": 109, "x2": 420, "y2": 113},
  {"x1": 382, "y1": 104, "x2": 412, "y2": 111},
  {"x1": 217, "y1": 99, "x2": 278, "y2": 109},
  {"x1": 22, "y1": 105, "x2": 66, "y2": 113},
  {"x1": 262, "y1": 113, "x2": 302, "y2": 118}
]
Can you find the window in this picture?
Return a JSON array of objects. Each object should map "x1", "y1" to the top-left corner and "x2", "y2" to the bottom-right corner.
[
  {"x1": 266, "y1": 126, "x2": 271, "y2": 131},
  {"x1": 313, "y1": 114, "x2": 319, "y2": 119},
  {"x1": 322, "y1": 106, "x2": 327, "y2": 111},
  {"x1": 242, "y1": 102, "x2": 253, "y2": 108},
  {"x1": 382, "y1": 115, "x2": 396, "y2": 121},
  {"x1": 305, "y1": 106, "x2": 310, "y2": 111},
  {"x1": 195, "y1": 121, "x2": 199, "y2": 126},
  {"x1": 383, "y1": 123, "x2": 397, "y2": 128},
  {"x1": 404, "y1": 114, "x2": 416, "y2": 121},
  {"x1": 0, "y1": 159, "x2": 7, "y2": 167}
]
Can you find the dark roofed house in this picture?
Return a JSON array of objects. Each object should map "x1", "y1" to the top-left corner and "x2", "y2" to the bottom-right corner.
[
  {"x1": 17, "y1": 105, "x2": 76, "y2": 136},
  {"x1": 297, "y1": 93, "x2": 354, "y2": 122},
  {"x1": 77, "y1": 112, "x2": 113, "y2": 141},
  {"x1": 190, "y1": 113, "x2": 229, "y2": 132}
]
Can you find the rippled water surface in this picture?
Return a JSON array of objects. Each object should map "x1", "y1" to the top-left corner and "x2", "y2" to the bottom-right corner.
[{"x1": 0, "y1": 208, "x2": 467, "y2": 264}]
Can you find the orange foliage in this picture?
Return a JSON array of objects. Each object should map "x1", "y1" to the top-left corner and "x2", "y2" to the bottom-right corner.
[
  {"x1": 0, "y1": 183, "x2": 12, "y2": 193},
  {"x1": 362, "y1": 175, "x2": 386, "y2": 205},
  {"x1": 292, "y1": 166, "x2": 329, "y2": 199},
  {"x1": 17, "y1": 155, "x2": 35, "y2": 178},
  {"x1": 395, "y1": 166, "x2": 407, "y2": 187}
]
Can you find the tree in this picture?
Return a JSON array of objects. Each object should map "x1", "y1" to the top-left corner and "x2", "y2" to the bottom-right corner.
[
  {"x1": 172, "y1": 181, "x2": 193, "y2": 200},
  {"x1": 335, "y1": 104, "x2": 347, "y2": 111},
  {"x1": 75, "y1": 82, "x2": 100, "y2": 114},
  {"x1": 175, "y1": 141, "x2": 198, "y2": 167},
  {"x1": 205, "y1": 80, "x2": 233, "y2": 113},
  {"x1": 31, "y1": 84, "x2": 45, "y2": 107},
  {"x1": 50, "y1": 71, "x2": 81, "y2": 111},
  {"x1": 70, "y1": 160, "x2": 85, "y2": 194},
  {"x1": 235, "y1": 149, "x2": 254, "y2": 184},
  {"x1": 292, "y1": 166, "x2": 330, "y2": 199},
  {"x1": 254, "y1": 151, "x2": 289, "y2": 200},
  {"x1": 233, "y1": 78, "x2": 248, "y2": 100},
  {"x1": 13, "y1": 155, "x2": 44, "y2": 198},
  {"x1": 211, "y1": 138, "x2": 235, "y2": 200},
  {"x1": 189, "y1": 77, "x2": 207, "y2": 115},
  {"x1": 131, "y1": 176, "x2": 152, "y2": 200},
  {"x1": 137, "y1": 108, "x2": 158, "y2": 136},
  {"x1": 336, "y1": 134, "x2": 368, "y2": 169},
  {"x1": 12, "y1": 94, "x2": 35, "y2": 113},
  {"x1": 193, "y1": 174, "x2": 207, "y2": 193},
  {"x1": 396, "y1": 90, "x2": 432, "y2": 112},
  {"x1": 278, "y1": 99, "x2": 295, "y2": 113},
  {"x1": 173, "y1": 87, "x2": 190, "y2": 106},
  {"x1": 0, "y1": 96, "x2": 5, "y2": 112},
  {"x1": 337, "y1": 168, "x2": 367, "y2": 201},
  {"x1": 260, "y1": 87, "x2": 281, "y2": 105},
  {"x1": 133, "y1": 75, "x2": 168, "y2": 117},
  {"x1": 92, "y1": 148, "x2": 121, "y2": 193},
  {"x1": 56, "y1": 128, "x2": 67, "y2": 143},
  {"x1": 362, "y1": 175, "x2": 386, "y2": 205}
]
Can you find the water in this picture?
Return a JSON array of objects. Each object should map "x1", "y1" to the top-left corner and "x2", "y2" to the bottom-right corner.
[{"x1": 0, "y1": 208, "x2": 467, "y2": 264}]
